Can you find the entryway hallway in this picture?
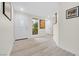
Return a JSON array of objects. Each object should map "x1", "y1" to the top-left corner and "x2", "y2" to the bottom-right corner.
[
  {"x1": 1, "y1": 2, "x2": 79, "y2": 56},
  {"x1": 10, "y1": 35, "x2": 75, "y2": 56}
]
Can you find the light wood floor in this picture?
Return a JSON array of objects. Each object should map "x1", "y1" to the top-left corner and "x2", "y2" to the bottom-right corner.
[{"x1": 10, "y1": 35, "x2": 75, "y2": 56}]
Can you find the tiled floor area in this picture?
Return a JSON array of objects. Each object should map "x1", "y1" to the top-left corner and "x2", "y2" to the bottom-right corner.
[{"x1": 10, "y1": 35, "x2": 75, "y2": 56}]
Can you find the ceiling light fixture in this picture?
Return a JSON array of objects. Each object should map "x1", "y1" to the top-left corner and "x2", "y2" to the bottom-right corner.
[{"x1": 20, "y1": 8, "x2": 24, "y2": 11}]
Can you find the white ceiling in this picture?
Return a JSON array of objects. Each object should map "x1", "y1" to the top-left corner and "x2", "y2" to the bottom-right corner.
[{"x1": 12, "y1": 2, "x2": 59, "y2": 17}]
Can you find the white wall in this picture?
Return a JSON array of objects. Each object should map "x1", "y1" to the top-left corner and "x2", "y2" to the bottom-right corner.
[
  {"x1": 38, "y1": 19, "x2": 47, "y2": 36},
  {"x1": 49, "y1": 4, "x2": 59, "y2": 45},
  {"x1": 45, "y1": 19, "x2": 51, "y2": 34},
  {"x1": 53, "y1": 12, "x2": 59, "y2": 45},
  {"x1": 0, "y1": 2, "x2": 14, "y2": 55},
  {"x1": 14, "y1": 11, "x2": 32, "y2": 40},
  {"x1": 58, "y1": 2, "x2": 79, "y2": 55}
]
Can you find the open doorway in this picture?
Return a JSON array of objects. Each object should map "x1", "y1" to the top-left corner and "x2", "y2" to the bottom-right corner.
[{"x1": 32, "y1": 18, "x2": 38, "y2": 35}]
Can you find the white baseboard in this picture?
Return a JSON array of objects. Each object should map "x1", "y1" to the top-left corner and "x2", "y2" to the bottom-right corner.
[
  {"x1": 58, "y1": 45, "x2": 76, "y2": 56},
  {"x1": 0, "y1": 49, "x2": 9, "y2": 56}
]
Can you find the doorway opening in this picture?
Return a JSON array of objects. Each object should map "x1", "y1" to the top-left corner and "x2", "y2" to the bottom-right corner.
[{"x1": 32, "y1": 18, "x2": 38, "y2": 35}]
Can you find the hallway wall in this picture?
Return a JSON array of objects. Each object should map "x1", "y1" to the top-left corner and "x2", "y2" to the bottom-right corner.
[
  {"x1": 0, "y1": 3, "x2": 14, "y2": 55},
  {"x1": 14, "y1": 11, "x2": 32, "y2": 40},
  {"x1": 58, "y1": 2, "x2": 79, "y2": 55},
  {"x1": 45, "y1": 19, "x2": 51, "y2": 34},
  {"x1": 38, "y1": 19, "x2": 47, "y2": 36},
  {"x1": 53, "y1": 12, "x2": 59, "y2": 45}
]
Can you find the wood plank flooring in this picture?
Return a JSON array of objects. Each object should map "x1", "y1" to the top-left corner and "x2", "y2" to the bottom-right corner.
[{"x1": 10, "y1": 35, "x2": 75, "y2": 56}]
